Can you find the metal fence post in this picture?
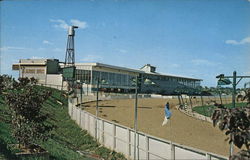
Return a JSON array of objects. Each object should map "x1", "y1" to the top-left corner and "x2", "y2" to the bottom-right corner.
[
  {"x1": 171, "y1": 142, "x2": 175, "y2": 160},
  {"x1": 189, "y1": 96, "x2": 193, "y2": 109},
  {"x1": 101, "y1": 120, "x2": 104, "y2": 145},
  {"x1": 71, "y1": 99, "x2": 74, "y2": 117},
  {"x1": 177, "y1": 95, "x2": 181, "y2": 106},
  {"x1": 200, "y1": 95, "x2": 204, "y2": 106},
  {"x1": 82, "y1": 110, "x2": 85, "y2": 130},
  {"x1": 206, "y1": 153, "x2": 211, "y2": 160},
  {"x1": 79, "y1": 108, "x2": 81, "y2": 127},
  {"x1": 113, "y1": 123, "x2": 116, "y2": 150},
  {"x1": 88, "y1": 113, "x2": 90, "y2": 132},
  {"x1": 127, "y1": 129, "x2": 130, "y2": 157},
  {"x1": 145, "y1": 135, "x2": 149, "y2": 160},
  {"x1": 180, "y1": 95, "x2": 184, "y2": 106}
]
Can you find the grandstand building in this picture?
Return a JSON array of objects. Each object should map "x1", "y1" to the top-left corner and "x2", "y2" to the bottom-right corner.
[{"x1": 13, "y1": 59, "x2": 202, "y2": 95}]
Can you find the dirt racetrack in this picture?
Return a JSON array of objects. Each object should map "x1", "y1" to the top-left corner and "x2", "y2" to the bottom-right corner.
[{"x1": 82, "y1": 98, "x2": 238, "y2": 157}]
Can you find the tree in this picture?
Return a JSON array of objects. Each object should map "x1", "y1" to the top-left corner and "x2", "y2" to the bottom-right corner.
[
  {"x1": 5, "y1": 77, "x2": 53, "y2": 151},
  {"x1": 211, "y1": 89, "x2": 250, "y2": 160},
  {"x1": 0, "y1": 75, "x2": 15, "y2": 94}
]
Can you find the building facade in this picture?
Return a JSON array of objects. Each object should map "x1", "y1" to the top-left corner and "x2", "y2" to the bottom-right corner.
[
  {"x1": 13, "y1": 59, "x2": 202, "y2": 95},
  {"x1": 12, "y1": 59, "x2": 62, "y2": 85}
]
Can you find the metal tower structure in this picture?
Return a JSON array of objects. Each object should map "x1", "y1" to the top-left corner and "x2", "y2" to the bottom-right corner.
[
  {"x1": 62, "y1": 26, "x2": 78, "y2": 93},
  {"x1": 64, "y1": 26, "x2": 78, "y2": 67}
]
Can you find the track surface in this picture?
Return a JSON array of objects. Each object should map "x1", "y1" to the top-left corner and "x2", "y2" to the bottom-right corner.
[{"x1": 82, "y1": 98, "x2": 237, "y2": 156}]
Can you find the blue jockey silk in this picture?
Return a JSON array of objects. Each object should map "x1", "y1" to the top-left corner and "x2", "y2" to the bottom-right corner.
[{"x1": 165, "y1": 104, "x2": 172, "y2": 119}]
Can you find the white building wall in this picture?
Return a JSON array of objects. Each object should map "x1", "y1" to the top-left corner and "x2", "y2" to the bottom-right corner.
[{"x1": 46, "y1": 74, "x2": 63, "y2": 86}]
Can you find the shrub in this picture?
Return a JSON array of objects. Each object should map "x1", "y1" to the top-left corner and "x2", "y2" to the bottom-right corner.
[
  {"x1": 211, "y1": 89, "x2": 250, "y2": 160},
  {"x1": 0, "y1": 75, "x2": 15, "y2": 94},
  {"x1": 5, "y1": 77, "x2": 54, "y2": 150}
]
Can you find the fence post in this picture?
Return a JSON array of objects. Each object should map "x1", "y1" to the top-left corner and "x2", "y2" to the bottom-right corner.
[
  {"x1": 84, "y1": 111, "x2": 87, "y2": 130},
  {"x1": 79, "y1": 109, "x2": 81, "y2": 127},
  {"x1": 81, "y1": 110, "x2": 85, "y2": 129},
  {"x1": 101, "y1": 120, "x2": 104, "y2": 145},
  {"x1": 127, "y1": 129, "x2": 130, "y2": 157},
  {"x1": 95, "y1": 116, "x2": 98, "y2": 139},
  {"x1": 206, "y1": 153, "x2": 211, "y2": 160},
  {"x1": 88, "y1": 113, "x2": 90, "y2": 132},
  {"x1": 189, "y1": 96, "x2": 193, "y2": 109},
  {"x1": 113, "y1": 123, "x2": 116, "y2": 150},
  {"x1": 145, "y1": 135, "x2": 149, "y2": 160},
  {"x1": 71, "y1": 100, "x2": 74, "y2": 118},
  {"x1": 171, "y1": 142, "x2": 175, "y2": 160},
  {"x1": 177, "y1": 95, "x2": 181, "y2": 106},
  {"x1": 201, "y1": 95, "x2": 204, "y2": 106},
  {"x1": 68, "y1": 98, "x2": 72, "y2": 116}
]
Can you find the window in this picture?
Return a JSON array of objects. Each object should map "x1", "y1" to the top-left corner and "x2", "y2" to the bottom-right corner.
[
  {"x1": 36, "y1": 69, "x2": 45, "y2": 74},
  {"x1": 25, "y1": 69, "x2": 35, "y2": 74},
  {"x1": 75, "y1": 69, "x2": 91, "y2": 84}
]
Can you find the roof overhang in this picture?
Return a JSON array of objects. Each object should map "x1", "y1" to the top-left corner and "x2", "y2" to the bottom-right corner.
[{"x1": 12, "y1": 63, "x2": 46, "y2": 70}]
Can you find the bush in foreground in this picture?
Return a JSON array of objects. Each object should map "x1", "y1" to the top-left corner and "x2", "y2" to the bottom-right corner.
[
  {"x1": 212, "y1": 89, "x2": 250, "y2": 160},
  {"x1": 5, "y1": 77, "x2": 54, "y2": 151}
]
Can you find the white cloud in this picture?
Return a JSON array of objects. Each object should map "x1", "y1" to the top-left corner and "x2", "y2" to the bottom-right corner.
[
  {"x1": 225, "y1": 40, "x2": 238, "y2": 45},
  {"x1": 38, "y1": 47, "x2": 45, "y2": 51},
  {"x1": 172, "y1": 64, "x2": 180, "y2": 68},
  {"x1": 50, "y1": 19, "x2": 87, "y2": 30},
  {"x1": 70, "y1": 19, "x2": 87, "y2": 29},
  {"x1": 225, "y1": 36, "x2": 250, "y2": 45},
  {"x1": 43, "y1": 40, "x2": 53, "y2": 45},
  {"x1": 118, "y1": 49, "x2": 127, "y2": 53},
  {"x1": 81, "y1": 55, "x2": 102, "y2": 62},
  {"x1": 31, "y1": 56, "x2": 45, "y2": 59},
  {"x1": 0, "y1": 46, "x2": 27, "y2": 51},
  {"x1": 191, "y1": 59, "x2": 218, "y2": 66},
  {"x1": 53, "y1": 48, "x2": 63, "y2": 52},
  {"x1": 50, "y1": 19, "x2": 69, "y2": 30},
  {"x1": 244, "y1": 71, "x2": 250, "y2": 75}
]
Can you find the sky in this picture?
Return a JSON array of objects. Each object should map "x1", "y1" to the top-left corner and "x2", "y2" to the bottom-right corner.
[{"x1": 0, "y1": 0, "x2": 250, "y2": 87}]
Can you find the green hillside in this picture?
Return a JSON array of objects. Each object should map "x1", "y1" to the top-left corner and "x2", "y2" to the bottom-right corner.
[{"x1": 0, "y1": 86, "x2": 126, "y2": 160}]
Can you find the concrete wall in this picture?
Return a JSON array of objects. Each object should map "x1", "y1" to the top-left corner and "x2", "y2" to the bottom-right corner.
[
  {"x1": 68, "y1": 98, "x2": 228, "y2": 160},
  {"x1": 46, "y1": 74, "x2": 63, "y2": 86}
]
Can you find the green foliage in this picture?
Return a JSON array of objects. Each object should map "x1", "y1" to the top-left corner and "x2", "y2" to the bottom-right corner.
[
  {"x1": 0, "y1": 78, "x2": 126, "y2": 159},
  {"x1": 0, "y1": 74, "x2": 15, "y2": 94},
  {"x1": 95, "y1": 147, "x2": 126, "y2": 160},
  {"x1": 193, "y1": 102, "x2": 247, "y2": 117},
  {"x1": 5, "y1": 77, "x2": 53, "y2": 148},
  {"x1": 211, "y1": 89, "x2": 250, "y2": 160}
]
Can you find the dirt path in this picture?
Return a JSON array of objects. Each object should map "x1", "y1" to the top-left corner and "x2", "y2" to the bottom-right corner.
[{"x1": 82, "y1": 98, "x2": 236, "y2": 157}]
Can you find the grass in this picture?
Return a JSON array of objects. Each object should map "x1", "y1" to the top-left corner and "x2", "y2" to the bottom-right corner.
[
  {"x1": 192, "y1": 102, "x2": 248, "y2": 117},
  {"x1": 0, "y1": 86, "x2": 126, "y2": 160}
]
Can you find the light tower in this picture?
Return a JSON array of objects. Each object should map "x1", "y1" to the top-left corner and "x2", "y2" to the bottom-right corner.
[
  {"x1": 64, "y1": 26, "x2": 78, "y2": 67},
  {"x1": 62, "y1": 26, "x2": 78, "y2": 93}
]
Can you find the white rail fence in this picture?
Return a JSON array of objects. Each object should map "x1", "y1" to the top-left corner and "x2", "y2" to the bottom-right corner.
[{"x1": 68, "y1": 98, "x2": 228, "y2": 160}]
